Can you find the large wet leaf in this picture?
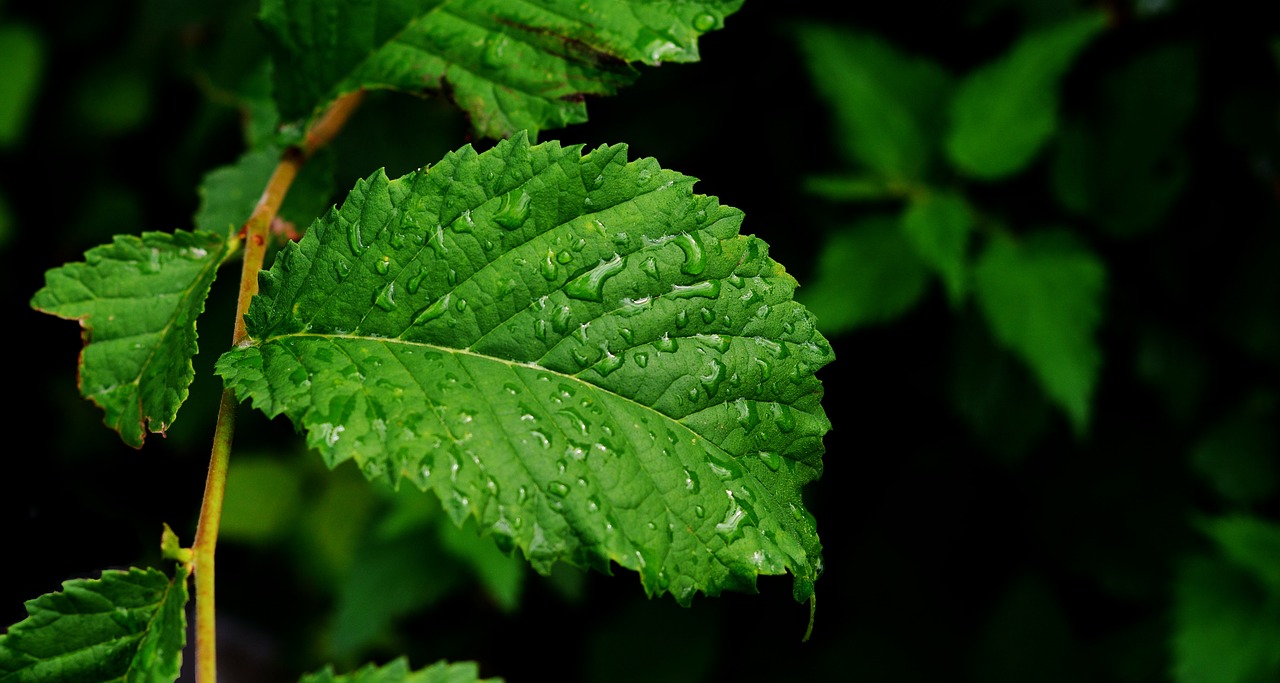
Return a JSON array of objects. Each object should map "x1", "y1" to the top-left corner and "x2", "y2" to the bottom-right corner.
[
  {"x1": 261, "y1": 0, "x2": 744, "y2": 140},
  {"x1": 0, "y1": 566, "x2": 189, "y2": 683},
  {"x1": 30, "y1": 230, "x2": 231, "y2": 447},
  {"x1": 217, "y1": 133, "x2": 834, "y2": 604}
]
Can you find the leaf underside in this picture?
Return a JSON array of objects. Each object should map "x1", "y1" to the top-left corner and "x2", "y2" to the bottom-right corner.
[
  {"x1": 30, "y1": 230, "x2": 230, "y2": 447},
  {"x1": 0, "y1": 566, "x2": 189, "y2": 683},
  {"x1": 217, "y1": 133, "x2": 834, "y2": 604},
  {"x1": 261, "y1": 0, "x2": 745, "y2": 139}
]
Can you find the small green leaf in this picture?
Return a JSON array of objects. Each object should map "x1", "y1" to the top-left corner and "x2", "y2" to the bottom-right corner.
[
  {"x1": 900, "y1": 190, "x2": 974, "y2": 305},
  {"x1": 946, "y1": 11, "x2": 1107, "y2": 179},
  {"x1": 261, "y1": 0, "x2": 744, "y2": 139},
  {"x1": 300, "y1": 658, "x2": 500, "y2": 683},
  {"x1": 195, "y1": 147, "x2": 336, "y2": 239},
  {"x1": 30, "y1": 230, "x2": 231, "y2": 447},
  {"x1": 973, "y1": 230, "x2": 1105, "y2": 433},
  {"x1": 798, "y1": 215, "x2": 930, "y2": 335},
  {"x1": 0, "y1": 566, "x2": 189, "y2": 683},
  {"x1": 1190, "y1": 401, "x2": 1277, "y2": 505},
  {"x1": 217, "y1": 133, "x2": 834, "y2": 605},
  {"x1": 794, "y1": 24, "x2": 952, "y2": 182}
]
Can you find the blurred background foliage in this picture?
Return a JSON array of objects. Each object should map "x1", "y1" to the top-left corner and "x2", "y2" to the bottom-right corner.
[{"x1": 3, "y1": 0, "x2": 1280, "y2": 681}]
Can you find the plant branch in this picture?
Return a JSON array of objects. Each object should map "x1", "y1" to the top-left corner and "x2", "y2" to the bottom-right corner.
[{"x1": 190, "y1": 90, "x2": 365, "y2": 683}]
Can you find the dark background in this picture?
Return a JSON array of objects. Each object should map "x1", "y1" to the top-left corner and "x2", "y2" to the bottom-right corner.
[{"x1": 3, "y1": 1, "x2": 1280, "y2": 681}]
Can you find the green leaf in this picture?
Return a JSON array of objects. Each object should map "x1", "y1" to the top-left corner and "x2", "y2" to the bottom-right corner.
[
  {"x1": 1173, "y1": 556, "x2": 1280, "y2": 683},
  {"x1": 945, "y1": 11, "x2": 1107, "y2": 179},
  {"x1": 1050, "y1": 43, "x2": 1199, "y2": 238},
  {"x1": 300, "y1": 658, "x2": 500, "y2": 683},
  {"x1": 1190, "y1": 400, "x2": 1277, "y2": 505},
  {"x1": 260, "y1": 0, "x2": 744, "y2": 140},
  {"x1": 217, "y1": 133, "x2": 834, "y2": 605},
  {"x1": 0, "y1": 22, "x2": 43, "y2": 148},
  {"x1": 797, "y1": 215, "x2": 930, "y2": 335},
  {"x1": 794, "y1": 24, "x2": 952, "y2": 182},
  {"x1": 30, "y1": 230, "x2": 231, "y2": 447},
  {"x1": 900, "y1": 190, "x2": 974, "y2": 305},
  {"x1": 972, "y1": 230, "x2": 1105, "y2": 434},
  {"x1": 1200, "y1": 515, "x2": 1280, "y2": 595},
  {"x1": 0, "y1": 566, "x2": 189, "y2": 683}
]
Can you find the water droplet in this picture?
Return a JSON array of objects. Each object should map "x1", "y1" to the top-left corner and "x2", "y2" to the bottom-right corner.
[
  {"x1": 572, "y1": 322, "x2": 591, "y2": 344},
  {"x1": 410, "y1": 293, "x2": 451, "y2": 326},
  {"x1": 541, "y1": 249, "x2": 559, "y2": 280},
  {"x1": 428, "y1": 224, "x2": 448, "y2": 256},
  {"x1": 346, "y1": 221, "x2": 365, "y2": 254},
  {"x1": 701, "y1": 358, "x2": 726, "y2": 397},
  {"x1": 551, "y1": 305, "x2": 573, "y2": 334},
  {"x1": 693, "y1": 505, "x2": 706, "y2": 518},
  {"x1": 655, "y1": 334, "x2": 678, "y2": 353},
  {"x1": 700, "y1": 307, "x2": 715, "y2": 323},
  {"x1": 634, "y1": 351, "x2": 649, "y2": 368},
  {"x1": 483, "y1": 239, "x2": 495, "y2": 251},
  {"x1": 556, "y1": 250, "x2": 573, "y2": 265},
  {"x1": 530, "y1": 430, "x2": 551, "y2": 449},
  {"x1": 335, "y1": 259, "x2": 352, "y2": 280},
  {"x1": 446, "y1": 269, "x2": 458, "y2": 286},
  {"x1": 716, "y1": 507, "x2": 746, "y2": 535},
  {"x1": 549, "y1": 481, "x2": 570, "y2": 497},
  {"x1": 454, "y1": 298, "x2": 468, "y2": 312},
  {"x1": 406, "y1": 265, "x2": 428, "y2": 293},
  {"x1": 533, "y1": 318, "x2": 548, "y2": 340},
  {"x1": 734, "y1": 399, "x2": 761, "y2": 431},
  {"x1": 636, "y1": 167, "x2": 653, "y2": 186},
  {"x1": 590, "y1": 173, "x2": 605, "y2": 190},
  {"x1": 759, "y1": 451, "x2": 783, "y2": 471},
  {"x1": 783, "y1": 321, "x2": 795, "y2": 335},
  {"x1": 641, "y1": 257, "x2": 659, "y2": 280},
  {"x1": 696, "y1": 333, "x2": 731, "y2": 353},
  {"x1": 570, "y1": 348, "x2": 591, "y2": 368},
  {"x1": 693, "y1": 12, "x2": 718, "y2": 31},
  {"x1": 676, "y1": 233, "x2": 707, "y2": 275},
  {"x1": 671, "y1": 280, "x2": 721, "y2": 299},
  {"x1": 484, "y1": 35, "x2": 510, "y2": 67},
  {"x1": 683, "y1": 468, "x2": 700, "y2": 493},
  {"x1": 564, "y1": 254, "x2": 626, "y2": 302},
  {"x1": 375, "y1": 255, "x2": 391, "y2": 275},
  {"x1": 494, "y1": 189, "x2": 532, "y2": 229},
  {"x1": 374, "y1": 282, "x2": 397, "y2": 311},
  {"x1": 774, "y1": 404, "x2": 796, "y2": 433},
  {"x1": 596, "y1": 349, "x2": 624, "y2": 376},
  {"x1": 675, "y1": 309, "x2": 689, "y2": 328}
]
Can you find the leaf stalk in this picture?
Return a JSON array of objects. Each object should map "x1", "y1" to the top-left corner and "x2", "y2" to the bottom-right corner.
[{"x1": 190, "y1": 90, "x2": 365, "y2": 683}]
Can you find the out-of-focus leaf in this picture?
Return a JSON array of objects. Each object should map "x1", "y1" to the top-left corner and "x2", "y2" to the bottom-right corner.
[
  {"x1": 1051, "y1": 43, "x2": 1198, "y2": 238},
  {"x1": 901, "y1": 190, "x2": 974, "y2": 305},
  {"x1": 0, "y1": 566, "x2": 188, "y2": 683},
  {"x1": 221, "y1": 456, "x2": 306, "y2": 542},
  {"x1": 794, "y1": 24, "x2": 952, "y2": 182},
  {"x1": 971, "y1": 575, "x2": 1074, "y2": 683},
  {"x1": 1173, "y1": 556, "x2": 1280, "y2": 683},
  {"x1": 300, "y1": 658, "x2": 501, "y2": 683},
  {"x1": 946, "y1": 11, "x2": 1107, "y2": 179},
  {"x1": 949, "y1": 314, "x2": 1051, "y2": 462},
  {"x1": 802, "y1": 174, "x2": 900, "y2": 202},
  {"x1": 0, "y1": 23, "x2": 43, "y2": 147},
  {"x1": 798, "y1": 215, "x2": 930, "y2": 335},
  {"x1": 218, "y1": 133, "x2": 834, "y2": 605},
  {"x1": 973, "y1": 230, "x2": 1105, "y2": 433},
  {"x1": 438, "y1": 516, "x2": 525, "y2": 612},
  {"x1": 1201, "y1": 515, "x2": 1280, "y2": 595},
  {"x1": 260, "y1": 0, "x2": 744, "y2": 139},
  {"x1": 30, "y1": 230, "x2": 232, "y2": 447},
  {"x1": 1190, "y1": 400, "x2": 1277, "y2": 505}
]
